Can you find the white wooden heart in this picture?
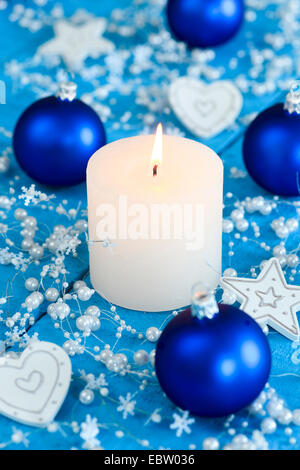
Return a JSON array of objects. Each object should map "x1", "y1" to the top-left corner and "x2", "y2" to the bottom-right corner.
[
  {"x1": 0, "y1": 341, "x2": 71, "y2": 427},
  {"x1": 169, "y1": 77, "x2": 243, "y2": 139}
]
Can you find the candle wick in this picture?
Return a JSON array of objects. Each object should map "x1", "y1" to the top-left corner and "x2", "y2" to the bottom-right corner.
[{"x1": 153, "y1": 164, "x2": 158, "y2": 177}]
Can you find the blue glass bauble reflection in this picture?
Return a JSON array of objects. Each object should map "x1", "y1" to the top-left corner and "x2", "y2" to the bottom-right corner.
[
  {"x1": 155, "y1": 304, "x2": 271, "y2": 417},
  {"x1": 243, "y1": 103, "x2": 300, "y2": 196},
  {"x1": 13, "y1": 96, "x2": 106, "y2": 186},
  {"x1": 166, "y1": 0, "x2": 244, "y2": 48}
]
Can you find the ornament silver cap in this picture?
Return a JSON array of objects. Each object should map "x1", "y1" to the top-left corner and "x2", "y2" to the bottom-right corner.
[
  {"x1": 57, "y1": 82, "x2": 77, "y2": 102},
  {"x1": 284, "y1": 81, "x2": 300, "y2": 115},
  {"x1": 191, "y1": 283, "x2": 219, "y2": 320}
]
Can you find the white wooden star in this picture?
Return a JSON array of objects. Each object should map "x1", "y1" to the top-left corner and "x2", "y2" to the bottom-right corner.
[
  {"x1": 37, "y1": 18, "x2": 115, "y2": 70},
  {"x1": 221, "y1": 257, "x2": 300, "y2": 341}
]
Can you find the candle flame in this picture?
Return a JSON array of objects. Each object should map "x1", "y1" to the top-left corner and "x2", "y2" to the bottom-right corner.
[{"x1": 151, "y1": 123, "x2": 163, "y2": 177}]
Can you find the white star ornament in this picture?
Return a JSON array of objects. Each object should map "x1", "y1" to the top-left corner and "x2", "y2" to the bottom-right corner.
[{"x1": 221, "y1": 257, "x2": 300, "y2": 341}]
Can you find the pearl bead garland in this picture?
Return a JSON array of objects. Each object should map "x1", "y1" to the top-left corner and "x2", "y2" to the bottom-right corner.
[
  {"x1": 24, "y1": 291, "x2": 43, "y2": 311},
  {"x1": 202, "y1": 437, "x2": 220, "y2": 450},
  {"x1": 145, "y1": 327, "x2": 160, "y2": 342},
  {"x1": 77, "y1": 286, "x2": 94, "y2": 301},
  {"x1": 79, "y1": 388, "x2": 95, "y2": 405},
  {"x1": 134, "y1": 350, "x2": 149, "y2": 366},
  {"x1": 45, "y1": 287, "x2": 59, "y2": 302},
  {"x1": 25, "y1": 277, "x2": 39, "y2": 291}
]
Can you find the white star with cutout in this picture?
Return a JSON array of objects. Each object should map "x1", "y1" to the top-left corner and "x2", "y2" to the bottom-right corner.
[
  {"x1": 221, "y1": 257, "x2": 300, "y2": 341},
  {"x1": 37, "y1": 18, "x2": 115, "y2": 70}
]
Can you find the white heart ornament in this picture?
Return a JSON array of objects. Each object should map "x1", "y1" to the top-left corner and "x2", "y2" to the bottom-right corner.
[
  {"x1": 0, "y1": 341, "x2": 71, "y2": 427},
  {"x1": 169, "y1": 77, "x2": 243, "y2": 139}
]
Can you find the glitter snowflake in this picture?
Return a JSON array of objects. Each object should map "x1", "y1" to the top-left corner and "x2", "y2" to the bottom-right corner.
[
  {"x1": 170, "y1": 411, "x2": 195, "y2": 438},
  {"x1": 19, "y1": 185, "x2": 55, "y2": 206},
  {"x1": 11, "y1": 427, "x2": 29, "y2": 447},
  {"x1": 78, "y1": 370, "x2": 108, "y2": 389},
  {"x1": 10, "y1": 252, "x2": 29, "y2": 271},
  {"x1": 80, "y1": 415, "x2": 102, "y2": 450},
  {"x1": 0, "y1": 247, "x2": 12, "y2": 265}
]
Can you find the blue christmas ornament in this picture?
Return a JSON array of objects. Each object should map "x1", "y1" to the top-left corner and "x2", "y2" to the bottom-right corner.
[
  {"x1": 13, "y1": 82, "x2": 106, "y2": 186},
  {"x1": 166, "y1": 0, "x2": 244, "y2": 48},
  {"x1": 155, "y1": 288, "x2": 271, "y2": 417},
  {"x1": 243, "y1": 83, "x2": 300, "y2": 197}
]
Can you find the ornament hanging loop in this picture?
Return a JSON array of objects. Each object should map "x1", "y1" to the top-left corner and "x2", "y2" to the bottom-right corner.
[
  {"x1": 57, "y1": 82, "x2": 77, "y2": 102},
  {"x1": 191, "y1": 282, "x2": 219, "y2": 320},
  {"x1": 284, "y1": 81, "x2": 300, "y2": 115}
]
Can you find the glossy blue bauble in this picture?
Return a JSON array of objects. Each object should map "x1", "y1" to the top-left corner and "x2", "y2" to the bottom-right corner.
[
  {"x1": 155, "y1": 304, "x2": 271, "y2": 417},
  {"x1": 243, "y1": 103, "x2": 300, "y2": 196},
  {"x1": 13, "y1": 96, "x2": 106, "y2": 186},
  {"x1": 166, "y1": 0, "x2": 244, "y2": 48}
]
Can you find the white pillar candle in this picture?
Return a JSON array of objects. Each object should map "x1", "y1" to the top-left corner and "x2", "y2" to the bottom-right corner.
[{"x1": 87, "y1": 126, "x2": 223, "y2": 312}]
